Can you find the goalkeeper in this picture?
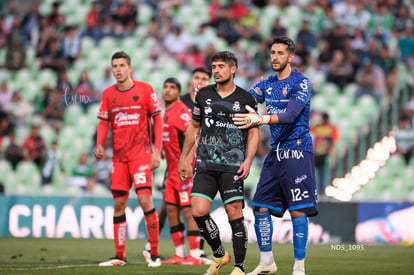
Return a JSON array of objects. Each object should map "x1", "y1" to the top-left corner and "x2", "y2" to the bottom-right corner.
[{"x1": 233, "y1": 36, "x2": 318, "y2": 275}]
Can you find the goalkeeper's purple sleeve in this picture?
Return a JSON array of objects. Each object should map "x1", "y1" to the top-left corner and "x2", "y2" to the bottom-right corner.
[{"x1": 277, "y1": 100, "x2": 304, "y2": 124}]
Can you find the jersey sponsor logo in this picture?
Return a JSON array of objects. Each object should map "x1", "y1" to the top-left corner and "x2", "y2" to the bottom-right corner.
[
  {"x1": 215, "y1": 120, "x2": 237, "y2": 129},
  {"x1": 282, "y1": 87, "x2": 288, "y2": 96},
  {"x1": 114, "y1": 112, "x2": 140, "y2": 126},
  {"x1": 99, "y1": 111, "x2": 108, "y2": 119},
  {"x1": 204, "y1": 118, "x2": 215, "y2": 127},
  {"x1": 204, "y1": 106, "x2": 212, "y2": 115},
  {"x1": 193, "y1": 106, "x2": 201, "y2": 116},
  {"x1": 163, "y1": 131, "x2": 170, "y2": 142},
  {"x1": 295, "y1": 174, "x2": 307, "y2": 184},
  {"x1": 253, "y1": 87, "x2": 262, "y2": 96},
  {"x1": 267, "y1": 107, "x2": 286, "y2": 115},
  {"x1": 232, "y1": 101, "x2": 241, "y2": 112},
  {"x1": 218, "y1": 111, "x2": 226, "y2": 117},
  {"x1": 275, "y1": 143, "x2": 305, "y2": 161},
  {"x1": 139, "y1": 165, "x2": 150, "y2": 171},
  {"x1": 180, "y1": 113, "x2": 191, "y2": 122},
  {"x1": 266, "y1": 87, "x2": 272, "y2": 95},
  {"x1": 205, "y1": 98, "x2": 212, "y2": 105}
]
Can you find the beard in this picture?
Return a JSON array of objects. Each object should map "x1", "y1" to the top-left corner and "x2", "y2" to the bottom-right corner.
[
  {"x1": 271, "y1": 60, "x2": 288, "y2": 73},
  {"x1": 215, "y1": 75, "x2": 232, "y2": 85}
]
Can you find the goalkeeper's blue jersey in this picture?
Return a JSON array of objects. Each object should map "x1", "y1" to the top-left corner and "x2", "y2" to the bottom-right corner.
[{"x1": 249, "y1": 69, "x2": 314, "y2": 153}]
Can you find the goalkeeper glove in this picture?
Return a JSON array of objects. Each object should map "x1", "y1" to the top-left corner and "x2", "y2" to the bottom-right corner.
[{"x1": 233, "y1": 105, "x2": 271, "y2": 129}]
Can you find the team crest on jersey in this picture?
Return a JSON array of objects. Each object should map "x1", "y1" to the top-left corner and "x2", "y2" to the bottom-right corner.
[
  {"x1": 232, "y1": 101, "x2": 241, "y2": 112},
  {"x1": 133, "y1": 96, "x2": 139, "y2": 101},
  {"x1": 297, "y1": 139, "x2": 302, "y2": 146},
  {"x1": 254, "y1": 87, "x2": 262, "y2": 96},
  {"x1": 194, "y1": 106, "x2": 201, "y2": 116},
  {"x1": 282, "y1": 87, "x2": 288, "y2": 96},
  {"x1": 99, "y1": 111, "x2": 108, "y2": 119}
]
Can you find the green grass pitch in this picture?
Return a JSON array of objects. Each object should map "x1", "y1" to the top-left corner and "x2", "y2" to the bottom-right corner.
[{"x1": 0, "y1": 238, "x2": 413, "y2": 274}]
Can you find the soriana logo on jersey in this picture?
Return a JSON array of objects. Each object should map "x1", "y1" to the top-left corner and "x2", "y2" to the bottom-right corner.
[{"x1": 114, "y1": 112, "x2": 140, "y2": 126}]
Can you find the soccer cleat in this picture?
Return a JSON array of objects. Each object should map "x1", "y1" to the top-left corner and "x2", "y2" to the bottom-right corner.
[
  {"x1": 148, "y1": 255, "x2": 162, "y2": 267},
  {"x1": 247, "y1": 262, "x2": 278, "y2": 275},
  {"x1": 200, "y1": 253, "x2": 213, "y2": 265},
  {"x1": 203, "y1": 251, "x2": 230, "y2": 275},
  {"x1": 292, "y1": 260, "x2": 305, "y2": 275},
  {"x1": 182, "y1": 255, "x2": 203, "y2": 265},
  {"x1": 230, "y1": 266, "x2": 246, "y2": 275},
  {"x1": 98, "y1": 257, "x2": 126, "y2": 266},
  {"x1": 142, "y1": 249, "x2": 151, "y2": 263},
  {"x1": 162, "y1": 254, "x2": 185, "y2": 265}
]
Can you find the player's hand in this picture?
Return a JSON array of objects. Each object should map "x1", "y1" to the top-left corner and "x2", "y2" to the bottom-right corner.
[
  {"x1": 178, "y1": 158, "x2": 193, "y2": 182},
  {"x1": 151, "y1": 149, "x2": 161, "y2": 170},
  {"x1": 94, "y1": 145, "x2": 105, "y2": 160},
  {"x1": 233, "y1": 105, "x2": 268, "y2": 129},
  {"x1": 237, "y1": 161, "x2": 251, "y2": 181}
]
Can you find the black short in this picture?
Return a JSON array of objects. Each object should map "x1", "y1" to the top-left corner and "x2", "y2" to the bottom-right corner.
[{"x1": 191, "y1": 169, "x2": 244, "y2": 205}]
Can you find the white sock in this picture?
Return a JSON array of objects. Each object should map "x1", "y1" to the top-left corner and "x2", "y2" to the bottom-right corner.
[
  {"x1": 294, "y1": 258, "x2": 305, "y2": 270},
  {"x1": 176, "y1": 245, "x2": 187, "y2": 258},
  {"x1": 144, "y1": 242, "x2": 150, "y2": 251},
  {"x1": 190, "y1": 249, "x2": 200, "y2": 258},
  {"x1": 259, "y1": 251, "x2": 275, "y2": 266}
]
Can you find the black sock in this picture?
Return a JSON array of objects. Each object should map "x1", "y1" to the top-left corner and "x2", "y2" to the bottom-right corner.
[
  {"x1": 194, "y1": 214, "x2": 225, "y2": 258},
  {"x1": 230, "y1": 217, "x2": 247, "y2": 272}
]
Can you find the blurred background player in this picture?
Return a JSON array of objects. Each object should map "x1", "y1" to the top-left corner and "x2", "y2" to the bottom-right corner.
[
  {"x1": 179, "y1": 51, "x2": 259, "y2": 275},
  {"x1": 180, "y1": 67, "x2": 212, "y2": 110},
  {"x1": 159, "y1": 77, "x2": 203, "y2": 265},
  {"x1": 95, "y1": 51, "x2": 163, "y2": 268},
  {"x1": 233, "y1": 37, "x2": 318, "y2": 275}
]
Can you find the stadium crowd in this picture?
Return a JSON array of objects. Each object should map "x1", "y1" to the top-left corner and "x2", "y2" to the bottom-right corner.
[{"x1": 0, "y1": 0, "x2": 413, "y2": 195}]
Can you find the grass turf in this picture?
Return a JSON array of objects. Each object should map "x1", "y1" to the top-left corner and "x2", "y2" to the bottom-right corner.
[{"x1": 0, "y1": 238, "x2": 413, "y2": 274}]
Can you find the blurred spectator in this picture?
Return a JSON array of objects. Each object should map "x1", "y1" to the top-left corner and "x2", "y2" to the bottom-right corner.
[
  {"x1": 56, "y1": 70, "x2": 73, "y2": 96},
  {"x1": 42, "y1": 89, "x2": 66, "y2": 132},
  {"x1": 36, "y1": 17, "x2": 58, "y2": 58},
  {"x1": 369, "y1": 3, "x2": 393, "y2": 43},
  {"x1": 326, "y1": 49, "x2": 354, "y2": 91},
  {"x1": 394, "y1": 5, "x2": 412, "y2": 34},
  {"x1": 342, "y1": 2, "x2": 371, "y2": 34},
  {"x1": 373, "y1": 44, "x2": 398, "y2": 97},
  {"x1": 316, "y1": 39, "x2": 333, "y2": 72},
  {"x1": 21, "y1": 125, "x2": 46, "y2": 168},
  {"x1": 48, "y1": 1, "x2": 62, "y2": 26},
  {"x1": 354, "y1": 59, "x2": 386, "y2": 104},
  {"x1": 296, "y1": 20, "x2": 317, "y2": 53},
  {"x1": 5, "y1": 133, "x2": 23, "y2": 170},
  {"x1": 94, "y1": 67, "x2": 114, "y2": 97},
  {"x1": 270, "y1": 18, "x2": 287, "y2": 38},
  {"x1": 35, "y1": 84, "x2": 53, "y2": 113},
  {"x1": 5, "y1": 17, "x2": 26, "y2": 71},
  {"x1": 0, "y1": 81, "x2": 13, "y2": 110},
  {"x1": 178, "y1": 45, "x2": 205, "y2": 70},
  {"x1": 41, "y1": 140, "x2": 64, "y2": 185},
  {"x1": 325, "y1": 24, "x2": 348, "y2": 52},
  {"x1": 3, "y1": 92, "x2": 32, "y2": 128},
  {"x1": 394, "y1": 114, "x2": 414, "y2": 165},
  {"x1": 163, "y1": 24, "x2": 192, "y2": 57},
  {"x1": 253, "y1": 39, "x2": 269, "y2": 74},
  {"x1": 75, "y1": 70, "x2": 95, "y2": 111},
  {"x1": 404, "y1": 100, "x2": 414, "y2": 128},
  {"x1": 111, "y1": 0, "x2": 137, "y2": 38},
  {"x1": 0, "y1": 111, "x2": 13, "y2": 147},
  {"x1": 397, "y1": 25, "x2": 414, "y2": 71},
  {"x1": 207, "y1": 0, "x2": 231, "y2": 29},
  {"x1": 83, "y1": 1, "x2": 101, "y2": 42},
  {"x1": 21, "y1": 3, "x2": 42, "y2": 48},
  {"x1": 349, "y1": 28, "x2": 368, "y2": 65},
  {"x1": 66, "y1": 153, "x2": 94, "y2": 191},
  {"x1": 294, "y1": 40, "x2": 311, "y2": 67},
  {"x1": 39, "y1": 38, "x2": 65, "y2": 73},
  {"x1": 92, "y1": 149, "x2": 112, "y2": 189},
  {"x1": 192, "y1": 25, "x2": 216, "y2": 51},
  {"x1": 62, "y1": 25, "x2": 81, "y2": 65},
  {"x1": 311, "y1": 112, "x2": 339, "y2": 196}
]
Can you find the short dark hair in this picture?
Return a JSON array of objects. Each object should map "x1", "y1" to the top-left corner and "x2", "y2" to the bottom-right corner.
[
  {"x1": 111, "y1": 51, "x2": 131, "y2": 65},
  {"x1": 192, "y1": 67, "x2": 212, "y2": 79},
  {"x1": 272, "y1": 36, "x2": 296, "y2": 54},
  {"x1": 211, "y1": 51, "x2": 238, "y2": 69},
  {"x1": 163, "y1": 77, "x2": 181, "y2": 93}
]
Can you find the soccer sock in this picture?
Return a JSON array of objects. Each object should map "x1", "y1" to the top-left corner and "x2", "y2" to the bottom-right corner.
[
  {"x1": 254, "y1": 210, "x2": 274, "y2": 266},
  {"x1": 230, "y1": 217, "x2": 247, "y2": 272},
  {"x1": 188, "y1": 230, "x2": 201, "y2": 258},
  {"x1": 144, "y1": 208, "x2": 160, "y2": 257},
  {"x1": 292, "y1": 215, "x2": 308, "y2": 259},
  {"x1": 200, "y1": 237, "x2": 205, "y2": 250},
  {"x1": 194, "y1": 214, "x2": 225, "y2": 258},
  {"x1": 170, "y1": 224, "x2": 186, "y2": 257},
  {"x1": 113, "y1": 214, "x2": 127, "y2": 260}
]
